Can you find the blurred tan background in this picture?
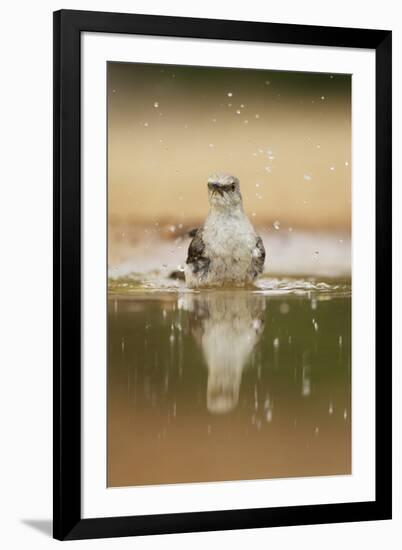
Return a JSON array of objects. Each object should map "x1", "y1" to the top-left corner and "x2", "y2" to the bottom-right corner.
[{"x1": 108, "y1": 62, "x2": 351, "y2": 277}]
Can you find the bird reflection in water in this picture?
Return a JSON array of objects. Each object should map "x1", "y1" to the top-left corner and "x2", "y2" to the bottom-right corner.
[
  {"x1": 180, "y1": 291, "x2": 265, "y2": 414},
  {"x1": 108, "y1": 290, "x2": 352, "y2": 487}
]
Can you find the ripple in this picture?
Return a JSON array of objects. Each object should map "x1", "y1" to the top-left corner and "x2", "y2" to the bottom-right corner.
[
  {"x1": 108, "y1": 273, "x2": 351, "y2": 298},
  {"x1": 254, "y1": 276, "x2": 351, "y2": 297}
]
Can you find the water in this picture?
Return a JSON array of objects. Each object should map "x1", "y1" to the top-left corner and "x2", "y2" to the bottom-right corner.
[{"x1": 108, "y1": 277, "x2": 351, "y2": 487}]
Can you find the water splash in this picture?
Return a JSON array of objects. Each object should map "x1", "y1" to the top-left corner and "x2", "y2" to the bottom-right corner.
[{"x1": 108, "y1": 273, "x2": 351, "y2": 298}]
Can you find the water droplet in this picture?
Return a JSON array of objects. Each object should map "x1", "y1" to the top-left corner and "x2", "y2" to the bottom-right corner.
[
  {"x1": 339, "y1": 335, "x2": 343, "y2": 347},
  {"x1": 304, "y1": 174, "x2": 312, "y2": 181},
  {"x1": 240, "y1": 104, "x2": 245, "y2": 108},
  {"x1": 273, "y1": 337, "x2": 279, "y2": 349},
  {"x1": 143, "y1": 122, "x2": 149, "y2": 127},
  {"x1": 227, "y1": 92, "x2": 233, "y2": 97},
  {"x1": 265, "y1": 166, "x2": 272, "y2": 173},
  {"x1": 208, "y1": 143, "x2": 214, "y2": 148},
  {"x1": 316, "y1": 144, "x2": 321, "y2": 149},
  {"x1": 153, "y1": 101, "x2": 159, "y2": 108},
  {"x1": 252, "y1": 212, "x2": 256, "y2": 217},
  {"x1": 329, "y1": 402, "x2": 334, "y2": 414},
  {"x1": 273, "y1": 220, "x2": 280, "y2": 230},
  {"x1": 266, "y1": 410, "x2": 273, "y2": 422},
  {"x1": 321, "y1": 96, "x2": 325, "y2": 100},
  {"x1": 343, "y1": 409, "x2": 348, "y2": 420},
  {"x1": 330, "y1": 166, "x2": 335, "y2": 171},
  {"x1": 236, "y1": 109, "x2": 241, "y2": 115},
  {"x1": 255, "y1": 114, "x2": 260, "y2": 119},
  {"x1": 345, "y1": 161, "x2": 349, "y2": 166}
]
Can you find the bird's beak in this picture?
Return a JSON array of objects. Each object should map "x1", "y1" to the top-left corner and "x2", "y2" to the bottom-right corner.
[{"x1": 211, "y1": 184, "x2": 224, "y2": 196}]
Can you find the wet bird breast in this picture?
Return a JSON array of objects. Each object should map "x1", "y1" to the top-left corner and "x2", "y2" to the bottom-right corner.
[{"x1": 203, "y1": 210, "x2": 256, "y2": 278}]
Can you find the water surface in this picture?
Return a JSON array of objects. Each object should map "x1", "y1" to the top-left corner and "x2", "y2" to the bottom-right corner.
[{"x1": 108, "y1": 279, "x2": 351, "y2": 487}]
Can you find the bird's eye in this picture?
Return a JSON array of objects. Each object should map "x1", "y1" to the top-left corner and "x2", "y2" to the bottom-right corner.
[{"x1": 231, "y1": 184, "x2": 235, "y2": 191}]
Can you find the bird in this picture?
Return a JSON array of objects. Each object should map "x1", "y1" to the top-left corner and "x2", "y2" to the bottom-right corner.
[{"x1": 184, "y1": 173, "x2": 266, "y2": 288}]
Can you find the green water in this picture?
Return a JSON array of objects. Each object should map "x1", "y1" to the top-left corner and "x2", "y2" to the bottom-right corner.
[{"x1": 108, "y1": 280, "x2": 351, "y2": 487}]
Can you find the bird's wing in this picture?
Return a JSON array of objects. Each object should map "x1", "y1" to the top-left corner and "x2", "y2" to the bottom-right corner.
[
  {"x1": 188, "y1": 227, "x2": 198, "y2": 238},
  {"x1": 186, "y1": 229, "x2": 210, "y2": 275},
  {"x1": 251, "y1": 236, "x2": 266, "y2": 276}
]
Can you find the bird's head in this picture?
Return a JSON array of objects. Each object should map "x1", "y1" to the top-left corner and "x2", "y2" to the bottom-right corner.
[{"x1": 207, "y1": 173, "x2": 242, "y2": 210}]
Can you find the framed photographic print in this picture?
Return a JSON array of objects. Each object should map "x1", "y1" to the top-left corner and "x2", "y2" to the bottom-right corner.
[{"x1": 53, "y1": 9, "x2": 392, "y2": 540}]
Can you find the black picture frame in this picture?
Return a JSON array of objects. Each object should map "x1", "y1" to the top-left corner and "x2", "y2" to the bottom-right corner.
[{"x1": 53, "y1": 9, "x2": 392, "y2": 541}]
